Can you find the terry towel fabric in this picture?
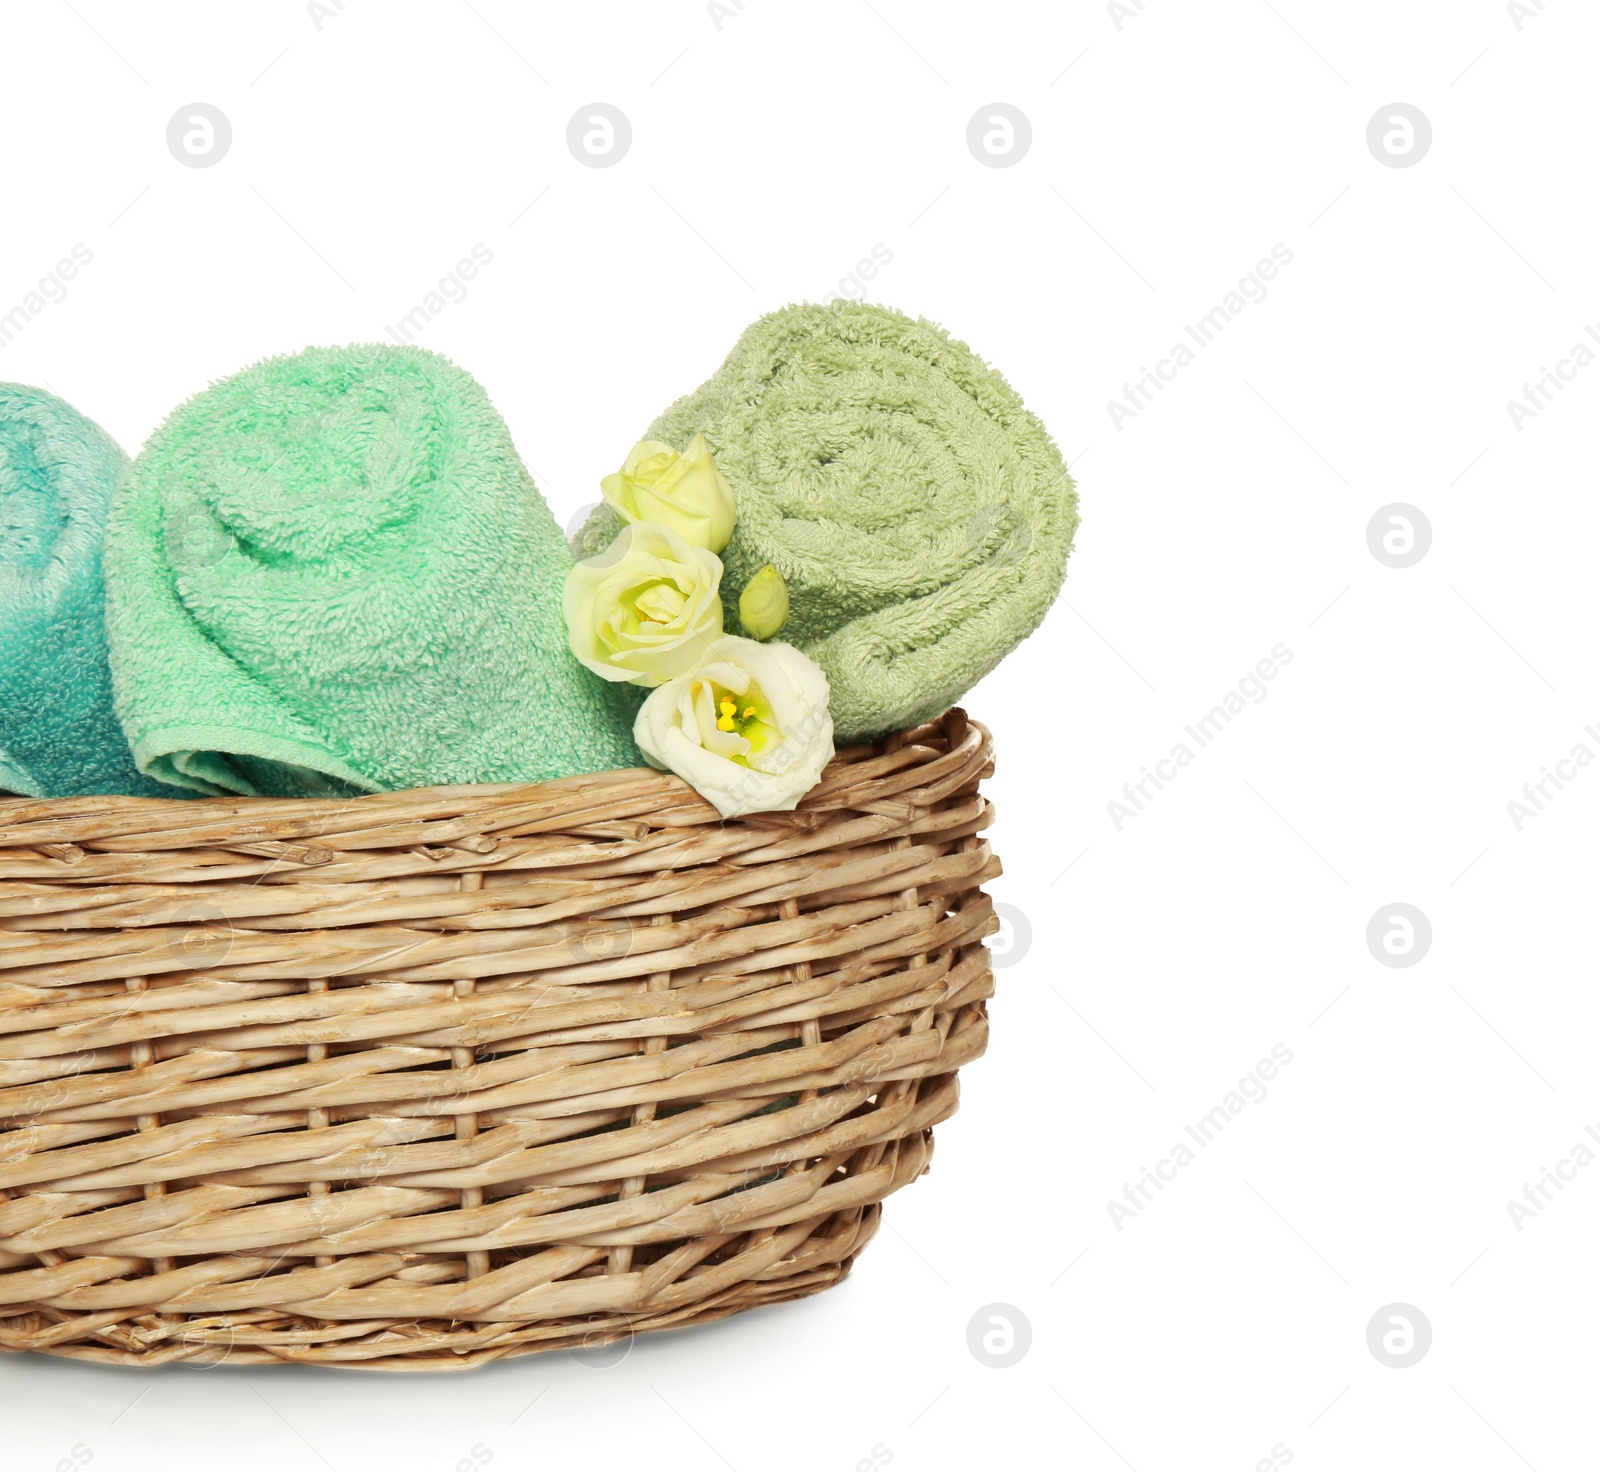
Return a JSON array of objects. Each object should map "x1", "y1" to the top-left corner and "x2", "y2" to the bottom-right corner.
[
  {"x1": 577, "y1": 302, "x2": 1079, "y2": 743},
  {"x1": 0, "y1": 383, "x2": 173, "y2": 799},
  {"x1": 106, "y1": 344, "x2": 640, "y2": 797}
]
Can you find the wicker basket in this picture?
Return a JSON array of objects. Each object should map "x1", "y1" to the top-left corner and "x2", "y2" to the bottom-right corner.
[{"x1": 0, "y1": 709, "x2": 997, "y2": 1369}]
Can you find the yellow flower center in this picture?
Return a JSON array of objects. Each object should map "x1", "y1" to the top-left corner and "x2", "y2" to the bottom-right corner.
[{"x1": 702, "y1": 681, "x2": 773, "y2": 760}]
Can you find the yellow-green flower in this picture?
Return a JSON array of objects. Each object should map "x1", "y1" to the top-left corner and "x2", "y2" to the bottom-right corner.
[
  {"x1": 738, "y1": 564, "x2": 789, "y2": 641},
  {"x1": 600, "y1": 432, "x2": 736, "y2": 553},
  {"x1": 562, "y1": 521, "x2": 724, "y2": 686}
]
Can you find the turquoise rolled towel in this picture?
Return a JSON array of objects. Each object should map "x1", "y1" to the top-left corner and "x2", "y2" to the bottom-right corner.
[
  {"x1": 0, "y1": 384, "x2": 174, "y2": 798},
  {"x1": 105, "y1": 344, "x2": 640, "y2": 797},
  {"x1": 578, "y1": 302, "x2": 1079, "y2": 744}
]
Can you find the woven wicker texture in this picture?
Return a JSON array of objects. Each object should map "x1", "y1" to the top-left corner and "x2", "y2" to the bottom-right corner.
[{"x1": 0, "y1": 710, "x2": 997, "y2": 1368}]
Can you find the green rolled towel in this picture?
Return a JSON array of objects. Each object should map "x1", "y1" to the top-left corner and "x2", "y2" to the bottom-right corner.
[
  {"x1": 0, "y1": 383, "x2": 175, "y2": 798},
  {"x1": 577, "y1": 302, "x2": 1079, "y2": 743},
  {"x1": 106, "y1": 344, "x2": 640, "y2": 797}
]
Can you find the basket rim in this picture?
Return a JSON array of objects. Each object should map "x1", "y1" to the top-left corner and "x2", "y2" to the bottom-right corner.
[{"x1": 0, "y1": 709, "x2": 982, "y2": 824}]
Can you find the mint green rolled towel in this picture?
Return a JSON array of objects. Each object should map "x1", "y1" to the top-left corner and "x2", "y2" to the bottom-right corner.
[
  {"x1": 105, "y1": 344, "x2": 639, "y2": 797},
  {"x1": 0, "y1": 384, "x2": 175, "y2": 798},
  {"x1": 577, "y1": 302, "x2": 1079, "y2": 743}
]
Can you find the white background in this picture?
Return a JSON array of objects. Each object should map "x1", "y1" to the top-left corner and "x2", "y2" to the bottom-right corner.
[{"x1": 2, "y1": 1, "x2": 1597, "y2": 1467}]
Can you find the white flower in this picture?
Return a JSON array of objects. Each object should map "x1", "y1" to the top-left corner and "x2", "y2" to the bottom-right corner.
[
  {"x1": 634, "y1": 636, "x2": 834, "y2": 818},
  {"x1": 563, "y1": 521, "x2": 724, "y2": 686}
]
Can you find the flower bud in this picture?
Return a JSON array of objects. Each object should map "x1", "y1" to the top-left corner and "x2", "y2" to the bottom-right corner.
[{"x1": 738, "y1": 564, "x2": 789, "y2": 640}]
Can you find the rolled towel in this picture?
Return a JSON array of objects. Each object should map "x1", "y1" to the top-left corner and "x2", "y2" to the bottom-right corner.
[
  {"x1": 0, "y1": 384, "x2": 173, "y2": 798},
  {"x1": 577, "y1": 302, "x2": 1079, "y2": 743},
  {"x1": 106, "y1": 344, "x2": 640, "y2": 797}
]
